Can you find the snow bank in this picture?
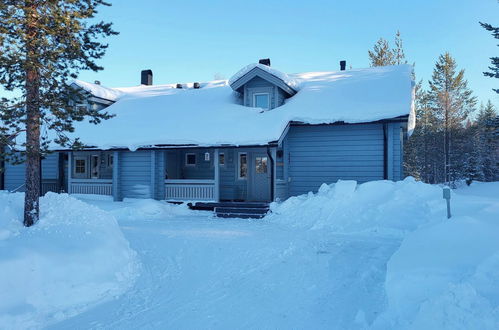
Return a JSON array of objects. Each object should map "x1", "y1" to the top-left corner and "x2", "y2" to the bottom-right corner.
[
  {"x1": 269, "y1": 179, "x2": 499, "y2": 328},
  {"x1": 0, "y1": 192, "x2": 139, "y2": 329},
  {"x1": 373, "y1": 183, "x2": 499, "y2": 329},
  {"x1": 106, "y1": 198, "x2": 194, "y2": 221},
  {"x1": 268, "y1": 177, "x2": 442, "y2": 236}
]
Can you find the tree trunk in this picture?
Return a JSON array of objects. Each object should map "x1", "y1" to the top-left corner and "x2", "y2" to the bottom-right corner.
[{"x1": 23, "y1": 1, "x2": 41, "y2": 227}]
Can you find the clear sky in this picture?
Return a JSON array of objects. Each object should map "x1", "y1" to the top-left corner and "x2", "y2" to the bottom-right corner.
[{"x1": 73, "y1": 0, "x2": 499, "y2": 107}]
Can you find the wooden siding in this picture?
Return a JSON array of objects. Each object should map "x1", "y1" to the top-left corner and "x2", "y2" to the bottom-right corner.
[
  {"x1": 286, "y1": 124, "x2": 386, "y2": 197},
  {"x1": 120, "y1": 150, "x2": 153, "y2": 199},
  {"x1": 4, "y1": 153, "x2": 59, "y2": 192}
]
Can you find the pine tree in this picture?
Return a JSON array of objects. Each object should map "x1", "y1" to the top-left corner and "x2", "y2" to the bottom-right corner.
[
  {"x1": 0, "y1": 1, "x2": 118, "y2": 226},
  {"x1": 480, "y1": 19, "x2": 499, "y2": 93},
  {"x1": 393, "y1": 30, "x2": 407, "y2": 65},
  {"x1": 368, "y1": 31, "x2": 407, "y2": 67},
  {"x1": 428, "y1": 53, "x2": 477, "y2": 184},
  {"x1": 368, "y1": 38, "x2": 394, "y2": 67}
]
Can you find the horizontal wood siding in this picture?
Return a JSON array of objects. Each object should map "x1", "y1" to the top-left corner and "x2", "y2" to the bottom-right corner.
[
  {"x1": 179, "y1": 149, "x2": 214, "y2": 180},
  {"x1": 120, "y1": 150, "x2": 152, "y2": 199},
  {"x1": 155, "y1": 150, "x2": 166, "y2": 200},
  {"x1": 287, "y1": 124, "x2": 385, "y2": 197},
  {"x1": 4, "y1": 153, "x2": 59, "y2": 192}
]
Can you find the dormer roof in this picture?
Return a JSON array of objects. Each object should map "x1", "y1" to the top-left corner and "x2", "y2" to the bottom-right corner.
[{"x1": 228, "y1": 63, "x2": 298, "y2": 96}]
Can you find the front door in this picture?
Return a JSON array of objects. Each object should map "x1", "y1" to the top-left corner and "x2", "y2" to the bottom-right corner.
[{"x1": 249, "y1": 153, "x2": 271, "y2": 201}]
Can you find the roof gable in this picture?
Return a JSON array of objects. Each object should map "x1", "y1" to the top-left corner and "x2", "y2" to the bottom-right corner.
[{"x1": 229, "y1": 65, "x2": 297, "y2": 96}]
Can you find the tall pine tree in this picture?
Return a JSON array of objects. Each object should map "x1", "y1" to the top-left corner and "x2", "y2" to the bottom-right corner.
[
  {"x1": 368, "y1": 31, "x2": 407, "y2": 67},
  {"x1": 428, "y1": 53, "x2": 477, "y2": 184},
  {"x1": 480, "y1": 18, "x2": 499, "y2": 93},
  {"x1": 0, "y1": 1, "x2": 117, "y2": 226}
]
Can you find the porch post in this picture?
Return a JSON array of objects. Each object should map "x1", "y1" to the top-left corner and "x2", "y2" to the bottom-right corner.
[
  {"x1": 112, "y1": 151, "x2": 120, "y2": 201},
  {"x1": 214, "y1": 148, "x2": 220, "y2": 202},
  {"x1": 67, "y1": 151, "x2": 73, "y2": 194},
  {"x1": 271, "y1": 147, "x2": 277, "y2": 201}
]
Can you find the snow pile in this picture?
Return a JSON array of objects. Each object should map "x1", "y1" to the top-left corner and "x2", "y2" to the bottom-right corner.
[
  {"x1": 55, "y1": 64, "x2": 412, "y2": 150},
  {"x1": 268, "y1": 177, "x2": 442, "y2": 236},
  {"x1": 373, "y1": 183, "x2": 499, "y2": 329},
  {"x1": 107, "y1": 198, "x2": 194, "y2": 221},
  {"x1": 0, "y1": 192, "x2": 139, "y2": 329}
]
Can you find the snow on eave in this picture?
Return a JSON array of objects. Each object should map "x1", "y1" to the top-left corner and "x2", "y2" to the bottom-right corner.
[{"x1": 70, "y1": 79, "x2": 124, "y2": 102}]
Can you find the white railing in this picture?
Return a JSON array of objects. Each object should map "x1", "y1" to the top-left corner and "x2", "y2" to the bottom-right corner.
[
  {"x1": 70, "y1": 179, "x2": 113, "y2": 196},
  {"x1": 165, "y1": 179, "x2": 216, "y2": 201}
]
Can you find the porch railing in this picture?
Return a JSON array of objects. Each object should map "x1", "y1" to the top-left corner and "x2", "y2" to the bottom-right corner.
[
  {"x1": 165, "y1": 179, "x2": 215, "y2": 201},
  {"x1": 69, "y1": 179, "x2": 113, "y2": 196}
]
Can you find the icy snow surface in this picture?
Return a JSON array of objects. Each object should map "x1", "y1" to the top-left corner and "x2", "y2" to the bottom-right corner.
[
  {"x1": 3, "y1": 179, "x2": 496, "y2": 329},
  {"x1": 71, "y1": 79, "x2": 124, "y2": 101},
  {"x1": 59, "y1": 64, "x2": 414, "y2": 150}
]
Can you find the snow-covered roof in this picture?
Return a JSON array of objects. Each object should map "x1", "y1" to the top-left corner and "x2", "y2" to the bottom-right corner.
[
  {"x1": 71, "y1": 79, "x2": 124, "y2": 101},
  {"x1": 57, "y1": 64, "x2": 414, "y2": 150}
]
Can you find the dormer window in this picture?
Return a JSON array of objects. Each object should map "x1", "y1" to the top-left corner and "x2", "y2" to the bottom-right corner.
[{"x1": 253, "y1": 93, "x2": 270, "y2": 110}]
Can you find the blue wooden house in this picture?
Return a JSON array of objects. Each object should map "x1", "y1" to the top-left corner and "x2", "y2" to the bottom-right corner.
[{"x1": 1, "y1": 60, "x2": 415, "y2": 217}]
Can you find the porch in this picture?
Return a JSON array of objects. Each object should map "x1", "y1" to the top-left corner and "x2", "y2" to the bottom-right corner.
[{"x1": 67, "y1": 151, "x2": 114, "y2": 196}]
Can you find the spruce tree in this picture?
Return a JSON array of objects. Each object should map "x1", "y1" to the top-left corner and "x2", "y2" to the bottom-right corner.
[
  {"x1": 476, "y1": 101, "x2": 498, "y2": 181},
  {"x1": 480, "y1": 19, "x2": 499, "y2": 93},
  {"x1": 0, "y1": 1, "x2": 117, "y2": 226},
  {"x1": 428, "y1": 53, "x2": 477, "y2": 184}
]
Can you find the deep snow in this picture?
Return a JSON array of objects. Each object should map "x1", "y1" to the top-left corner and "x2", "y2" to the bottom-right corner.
[{"x1": 1, "y1": 180, "x2": 498, "y2": 329}]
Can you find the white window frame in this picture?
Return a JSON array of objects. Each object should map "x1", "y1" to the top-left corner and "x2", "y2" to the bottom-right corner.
[
  {"x1": 252, "y1": 92, "x2": 270, "y2": 110},
  {"x1": 73, "y1": 157, "x2": 87, "y2": 177},
  {"x1": 185, "y1": 153, "x2": 197, "y2": 166},
  {"x1": 237, "y1": 152, "x2": 248, "y2": 180},
  {"x1": 219, "y1": 152, "x2": 225, "y2": 166}
]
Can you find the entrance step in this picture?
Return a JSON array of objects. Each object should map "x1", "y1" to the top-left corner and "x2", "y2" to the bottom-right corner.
[{"x1": 186, "y1": 201, "x2": 270, "y2": 219}]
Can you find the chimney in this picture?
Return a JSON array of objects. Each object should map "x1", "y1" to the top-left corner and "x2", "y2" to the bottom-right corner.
[
  {"x1": 94, "y1": 80, "x2": 101, "y2": 85},
  {"x1": 176, "y1": 83, "x2": 183, "y2": 89},
  {"x1": 141, "y1": 69, "x2": 153, "y2": 85},
  {"x1": 259, "y1": 58, "x2": 271, "y2": 66},
  {"x1": 193, "y1": 82, "x2": 200, "y2": 89},
  {"x1": 340, "y1": 60, "x2": 346, "y2": 71}
]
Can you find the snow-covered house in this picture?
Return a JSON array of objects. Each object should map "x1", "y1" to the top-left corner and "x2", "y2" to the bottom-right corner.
[{"x1": 1, "y1": 60, "x2": 415, "y2": 216}]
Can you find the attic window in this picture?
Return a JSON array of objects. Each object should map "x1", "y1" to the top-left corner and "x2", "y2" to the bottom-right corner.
[{"x1": 253, "y1": 93, "x2": 270, "y2": 110}]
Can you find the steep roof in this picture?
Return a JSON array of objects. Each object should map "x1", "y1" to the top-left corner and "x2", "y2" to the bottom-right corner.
[{"x1": 45, "y1": 64, "x2": 414, "y2": 150}]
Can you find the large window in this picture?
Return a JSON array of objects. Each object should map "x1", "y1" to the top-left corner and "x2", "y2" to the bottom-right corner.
[
  {"x1": 185, "y1": 153, "x2": 196, "y2": 166},
  {"x1": 253, "y1": 93, "x2": 270, "y2": 110},
  {"x1": 219, "y1": 153, "x2": 225, "y2": 166},
  {"x1": 255, "y1": 156, "x2": 268, "y2": 174},
  {"x1": 238, "y1": 153, "x2": 247, "y2": 179}
]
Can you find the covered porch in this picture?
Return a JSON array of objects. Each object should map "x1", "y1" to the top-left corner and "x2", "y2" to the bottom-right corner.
[{"x1": 67, "y1": 151, "x2": 114, "y2": 196}]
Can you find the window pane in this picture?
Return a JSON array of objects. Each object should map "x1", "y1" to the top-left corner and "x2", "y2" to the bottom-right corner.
[
  {"x1": 255, "y1": 157, "x2": 268, "y2": 174},
  {"x1": 239, "y1": 154, "x2": 247, "y2": 178},
  {"x1": 75, "y1": 159, "x2": 86, "y2": 174},
  {"x1": 186, "y1": 154, "x2": 196, "y2": 165},
  {"x1": 91, "y1": 155, "x2": 99, "y2": 178},
  {"x1": 254, "y1": 94, "x2": 269, "y2": 109},
  {"x1": 219, "y1": 153, "x2": 225, "y2": 165}
]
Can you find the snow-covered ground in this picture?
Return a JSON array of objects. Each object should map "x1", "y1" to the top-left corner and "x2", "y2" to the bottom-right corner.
[{"x1": 1, "y1": 180, "x2": 498, "y2": 329}]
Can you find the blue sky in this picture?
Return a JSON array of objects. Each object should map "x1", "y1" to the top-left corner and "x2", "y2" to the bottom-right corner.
[{"x1": 79, "y1": 0, "x2": 496, "y2": 107}]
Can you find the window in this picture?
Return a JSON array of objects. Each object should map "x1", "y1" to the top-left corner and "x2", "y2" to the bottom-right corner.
[
  {"x1": 107, "y1": 154, "x2": 113, "y2": 167},
  {"x1": 219, "y1": 153, "x2": 225, "y2": 166},
  {"x1": 255, "y1": 156, "x2": 268, "y2": 174},
  {"x1": 253, "y1": 93, "x2": 270, "y2": 110},
  {"x1": 185, "y1": 153, "x2": 196, "y2": 166},
  {"x1": 90, "y1": 155, "x2": 100, "y2": 179},
  {"x1": 75, "y1": 158, "x2": 86, "y2": 175},
  {"x1": 238, "y1": 153, "x2": 247, "y2": 179}
]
